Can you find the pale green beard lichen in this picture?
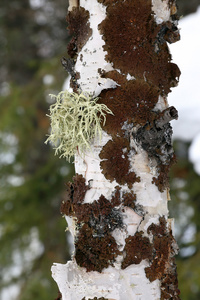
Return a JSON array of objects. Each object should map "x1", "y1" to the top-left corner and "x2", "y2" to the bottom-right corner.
[{"x1": 45, "y1": 91, "x2": 113, "y2": 161}]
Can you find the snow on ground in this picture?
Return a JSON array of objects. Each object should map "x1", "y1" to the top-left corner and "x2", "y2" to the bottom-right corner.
[
  {"x1": 168, "y1": 6, "x2": 200, "y2": 173},
  {"x1": 189, "y1": 132, "x2": 200, "y2": 174}
]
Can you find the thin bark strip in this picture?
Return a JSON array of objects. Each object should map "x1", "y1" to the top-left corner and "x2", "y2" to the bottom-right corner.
[
  {"x1": 51, "y1": 0, "x2": 181, "y2": 299},
  {"x1": 68, "y1": 0, "x2": 79, "y2": 11}
]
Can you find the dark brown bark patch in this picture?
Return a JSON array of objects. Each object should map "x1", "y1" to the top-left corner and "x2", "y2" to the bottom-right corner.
[
  {"x1": 160, "y1": 258, "x2": 180, "y2": 300},
  {"x1": 120, "y1": 217, "x2": 180, "y2": 298},
  {"x1": 145, "y1": 216, "x2": 180, "y2": 299},
  {"x1": 152, "y1": 160, "x2": 175, "y2": 192},
  {"x1": 75, "y1": 223, "x2": 120, "y2": 272},
  {"x1": 98, "y1": 0, "x2": 180, "y2": 93},
  {"x1": 62, "y1": 190, "x2": 123, "y2": 232},
  {"x1": 97, "y1": 0, "x2": 118, "y2": 5},
  {"x1": 122, "y1": 191, "x2": 137, "y2": 210},
  {"x1": 67, "y1": 7, "x2": 92, "y2": 58},
  {"x1": 121, "y1": 232, "x2": 153, "y2": 269},
  {"x1": 61, "y1": 183, "x2": 125, "y2": 272},
  {"x1": 99, "y1": 71, "x2": 160, "y2": 136},
  {"x1": 70, "y1": 70, "x2": 80, "y2": 93},
  {"x1": 99, "y1": 137, "x2": 140, "y2": 188},
  {"x1": 60, "y1": 174, "x2": 89, "y2": 216},
  {"x1": 110, "y1": 186, "x2": 121, "y2": 206}
]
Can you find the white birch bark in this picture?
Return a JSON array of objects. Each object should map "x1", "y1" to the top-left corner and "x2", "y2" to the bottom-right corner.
[{"x1": 51, "y1": 0, "x2": 180, "y2": 299}]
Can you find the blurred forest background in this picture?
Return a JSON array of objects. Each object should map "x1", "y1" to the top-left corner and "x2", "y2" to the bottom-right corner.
[{"x1": 0, "y1": 0, "x2": 199, "y2": 299}]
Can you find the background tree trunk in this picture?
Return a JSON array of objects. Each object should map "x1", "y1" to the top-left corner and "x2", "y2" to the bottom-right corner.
[{"x1": 51, "y1": 0, "x2": 181, "y2": 299}]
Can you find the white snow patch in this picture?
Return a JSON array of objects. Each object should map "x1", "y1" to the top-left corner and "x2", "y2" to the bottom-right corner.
[
  {"x1": 189, "y1": 133, "x2": 200, "y2": 174},
  {"x1": 43, "y1": 74, "x2": 54, "y2": 85},
  {"x1": 1, "y1": 285, "x2": 21, "y2": 300},
  {"x1": 168, "y1": 6, "x2": 200, "y2": 173},
  {"x1": 168, "y1": 6, "x2": 200, "y2": 141}
]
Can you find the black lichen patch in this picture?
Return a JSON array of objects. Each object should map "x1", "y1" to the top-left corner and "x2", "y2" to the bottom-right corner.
[
  {"x1": 121, "y1": 232, "x2": 153, "y2": 269},
  {"x1": 98, "y1": 71, "x2": 160, "y2": 136},
  {"x1": 99, "y1": 137, "x2": 140, "y2": 188},
  {"x1": 157, "y1": 21, "x2": 180, "y2": 45},
  {"x1": 135, "y1": 118, "x2": 174, "y2": 164},
  {"x1": 87, "y1": 195, "x2": 123, "y2": 236},
  {"x1": 145, "y1": 217, "x2": 180, "y2": 299},
  {"x1": 61, "y1": 57, "x2": 81, "y2": 92},
  {"x1": 61, "y1": 57, "x2": 75, "y2": 76},
  {"x1": 98, "y1": 0, "x2": 180, "y2": 93},
  {"x1": 134, "y1": 106, "x2": 178, "y2": 191},
  {"x1": 67, "y1": 7, "x2": 92, "y2": 58},
  {"x1": 84, "y1": 197, "x2": 123, "y2": 234},
  {"x1": 75, "y1": 223, "x2": 120, "y2": 272},
  {"x1": 89, "y1": 206, "x2": 123, "y2": 237}
]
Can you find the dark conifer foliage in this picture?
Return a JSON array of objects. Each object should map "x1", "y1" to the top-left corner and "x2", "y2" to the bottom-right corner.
[{"x1": 0, "y1": 0, "x2": 74, "y2": 299}]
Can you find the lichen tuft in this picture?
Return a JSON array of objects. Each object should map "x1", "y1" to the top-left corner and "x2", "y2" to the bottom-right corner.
[{"x1": 46, "y1": 91, "x2": 113, "y2": 160}]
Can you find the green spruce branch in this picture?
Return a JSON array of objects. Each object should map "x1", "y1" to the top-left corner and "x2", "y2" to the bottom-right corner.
[{"x1": 45, "y1": 90, "x2": 113, "y2": 161}]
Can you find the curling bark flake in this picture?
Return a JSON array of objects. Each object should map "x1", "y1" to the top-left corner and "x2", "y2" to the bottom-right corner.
[{"x1": 51, "y1": 0, "x2": 181, "y2": 299}]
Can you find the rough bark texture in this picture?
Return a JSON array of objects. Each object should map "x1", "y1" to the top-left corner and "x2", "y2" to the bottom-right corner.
[{"x1": 51, "y1": 0, "x2": 181, "y2": 299}]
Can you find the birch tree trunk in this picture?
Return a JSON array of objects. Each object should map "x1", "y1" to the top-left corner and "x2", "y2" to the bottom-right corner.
[{"x1": 51, "y1": 0, "x2": 181, "y2": 299}]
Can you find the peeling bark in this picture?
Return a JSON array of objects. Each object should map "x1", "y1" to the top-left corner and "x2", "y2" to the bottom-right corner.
[
  {"x1": 51, "y1": 0, "x2": 181, "y2": 299},
  {"x1": 68, "y1": 0, "x2": 80, "y2": 11}
]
